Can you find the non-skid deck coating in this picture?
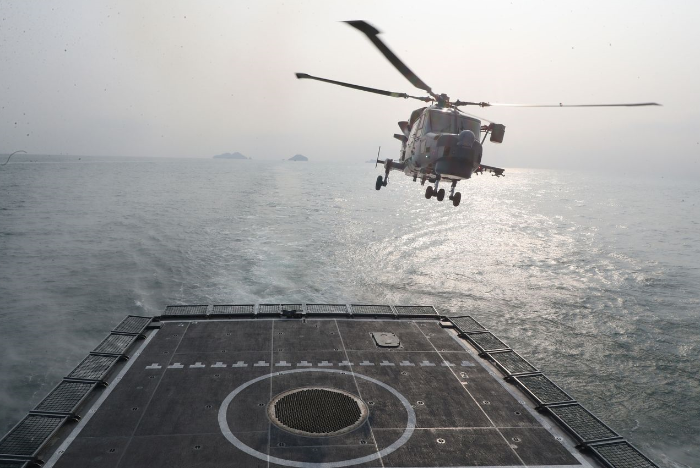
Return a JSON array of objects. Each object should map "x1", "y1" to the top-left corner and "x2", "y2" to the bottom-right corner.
[
  {"x1": 49, "y1": 318, "x2": 585, "y2": 468},
  {"x1": 0, "y1": 309, "x2": 659, "y2": 468}
]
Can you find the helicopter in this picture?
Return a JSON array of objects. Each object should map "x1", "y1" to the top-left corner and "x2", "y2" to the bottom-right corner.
[{"x1": 297, "y1": 21, "x2": 660, "y2": 207}]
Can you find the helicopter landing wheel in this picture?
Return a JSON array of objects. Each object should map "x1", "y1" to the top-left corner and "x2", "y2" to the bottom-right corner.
[
  {"x1": 375, "y1": 175, "x2": 383, "y2": 191},
  {"x1": 452, "y1": 192, "x2": 461, "y2": 207},
  {"x1": 436, "y1": 188, "x2": 445, "y2": 201},
  {"x1": 425, "y1": 186, "x2": 434, "y2": 199}
]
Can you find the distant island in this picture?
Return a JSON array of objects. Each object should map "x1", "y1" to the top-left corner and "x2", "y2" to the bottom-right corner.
[
  {"x1": 213, "y1": 152, "x2": 248, "y2": 160},
  {"x1": 289, "y1": 154, "x2": 308, "y2": 162}
]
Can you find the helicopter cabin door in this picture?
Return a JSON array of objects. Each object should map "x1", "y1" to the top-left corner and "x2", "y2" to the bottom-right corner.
[{"x1": 410, "y1": 112, "x2": 427, "y2": 157}]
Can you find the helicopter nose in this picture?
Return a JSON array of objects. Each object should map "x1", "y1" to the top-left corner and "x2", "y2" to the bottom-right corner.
[{"x1": 457, "y1": 130, "x2": 475, "y2": 148}]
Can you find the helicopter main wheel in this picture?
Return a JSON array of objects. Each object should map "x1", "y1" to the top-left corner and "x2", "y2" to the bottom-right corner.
[
  {"x1": 425, "y1": 186, "x2": 434, "y2": 199},
  {"x1": 375, "y1": 175, "x2": 383, "y2": 191},
  {"x1": 452, "y1": 192, "x2": 461, "y2": 207},
  {"x1": 436, "y1": 188, "x2": 445, "y2": 201}
]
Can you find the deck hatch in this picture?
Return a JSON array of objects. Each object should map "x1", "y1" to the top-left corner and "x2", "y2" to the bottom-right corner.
[
  {"x1": 371, "y1": 332, "x2": 401, "y2": 348},
  {"x1": 350, "y1": 304, "x2": 395, "y2": 316},
  {"x1": 66, "y1": 354, "x2": 119, "y2": 381},
  {"x1": 488, "y1": 350, "x2": 538, "y2": 375},
  {"x1": 514, "y1": 374, "x2": 574, "y2": 406},
  {"x1": 0, "y1": 414, "x2": 66, "y2": 458},
  {"x1": 449, "y1": 315, "x2": 486, "y2": 333},
  {"x1": 305, "y1": 304, "x2": 349, "y2": 315},
  {"x1": 268, "y1": 387, "x2": 368, "y2": 436},
  {"x1": 32, "y1": 381, "x2": 96, "y2": 415},
  {"x1": 465, "y1": 332, "x2": 509, "y2": 352},
  {"x1": 212, "y1": 305, "x2": 255, "y2": 316},
  {"x1": 93, "y1": 334, "x2": 137, "y2": 355},
  {"x1": 547, "y1": 403, "x2": 619, "y2": 443},
  {"x1": 589, "y1": 440, "x2": 659, "y2": 468},
  {"x1": 163, "y1": 305, "x2": 208, "y2": 316},
  {"x1": 112, "y1": 315, "x2": 152, "y2": 335}
]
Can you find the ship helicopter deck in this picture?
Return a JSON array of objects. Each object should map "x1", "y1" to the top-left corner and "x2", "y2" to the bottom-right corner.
[{"x1": 0, "y1": 304, "x2": 658, "y2": 468}]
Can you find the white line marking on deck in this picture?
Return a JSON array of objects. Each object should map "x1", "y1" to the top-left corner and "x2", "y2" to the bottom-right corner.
[
  {"x1": 212, "y1": 362, "x2": 227, "y2": 368},
  {"x1": 167, "y1": 363, "x2": 184, "y2": 369},
  {"x1": 231, "y1": 361, "x2": 247, "y2": 367},
  {"x1": 190, "y1": 362, "x2": 205, "y2": 368},
  {"x1": 297, "y1": 361, "x2": 312, "y2": 367},
  {"x1": 145, "y1": 363, "x2": 161, "y2": 369},
  {"x1": 399, "y1": 361, "x2": 415, "y2": 366},
  {"x1": 254, "y1": 361, "x2": 269, "y2": 367}
]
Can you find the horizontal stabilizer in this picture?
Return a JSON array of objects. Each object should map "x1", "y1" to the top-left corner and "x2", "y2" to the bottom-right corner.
[{"x1": 476, "y1": 164, "x2": 505, "y2": 177}]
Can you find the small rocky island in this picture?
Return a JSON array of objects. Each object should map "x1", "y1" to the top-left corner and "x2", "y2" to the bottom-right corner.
[
  {"x1": 289, "y1": 154, "x2": 308, "y2": 162},
  {"x1": 213, "y1": 152, "x2": 248, "y2": 160}
]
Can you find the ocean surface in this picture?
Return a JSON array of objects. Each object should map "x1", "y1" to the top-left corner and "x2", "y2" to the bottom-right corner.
[{"x1": 0, "y1": 155, "x2": 698, "y2": 467}]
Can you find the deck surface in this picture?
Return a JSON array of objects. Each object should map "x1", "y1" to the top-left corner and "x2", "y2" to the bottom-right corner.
[{"x1": 46, "y1": 317, "x2": 588, "y2": 468}]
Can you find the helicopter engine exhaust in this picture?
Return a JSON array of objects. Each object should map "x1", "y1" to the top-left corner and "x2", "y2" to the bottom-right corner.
[{"x1": 434, "y1": 130, "x2": 483, "y2": 179}]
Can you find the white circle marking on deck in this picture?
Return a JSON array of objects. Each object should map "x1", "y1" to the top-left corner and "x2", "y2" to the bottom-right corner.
[{"x1": 218, "y1": 368, "x2": 416, "y2": 468}]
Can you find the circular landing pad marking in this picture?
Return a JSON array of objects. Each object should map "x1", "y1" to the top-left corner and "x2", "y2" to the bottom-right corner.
[
  {"x1": 219, "y1": 368, "x2": 416, "y2": 468},
  {"x1": 269, "y1": 387, "x2": 369, "y2": 436}
]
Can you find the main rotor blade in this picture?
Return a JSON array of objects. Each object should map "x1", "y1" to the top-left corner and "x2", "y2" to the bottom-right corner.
[
  {"x1": 344, "y1": 20, "x2": 433, "y2": 94},
  {"x1": 295, "y1": 73, "x2": 431, "y2": 101},
  {"x1": 456, "y1": 101, "x2": 661, "y2": 108},
  {"x1": 455, "y1": 107, "x2": 494, "y2": 125}
]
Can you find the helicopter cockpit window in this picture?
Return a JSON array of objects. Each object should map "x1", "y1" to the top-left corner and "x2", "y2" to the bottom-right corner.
[
  {"x1": 427, "y1": 111, "x2": 481, "y2": 136},
  {"x1": 427, "y1": 111, "x2": 480, "y2": 136},
  {"x1": 457, "y1": 116, "x2": 481, "y2": 136},
  {"x1": 428, "y1": 111, "x2": 455, "y2": 133}
]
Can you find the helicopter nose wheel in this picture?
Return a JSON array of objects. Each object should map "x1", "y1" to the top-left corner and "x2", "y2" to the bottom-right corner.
[
  {"x1": 375, "y1": 175, "x2": 383, "y2": 190},
  {"x1": 448, "y1": 181, "x2": 461, "y2": 206},
  {"x1": 436, "y1": 188, "x2": 445, "y2": 201},
  {"x1": 425, "y1": 186, "x2": 433, "y2": 199}
]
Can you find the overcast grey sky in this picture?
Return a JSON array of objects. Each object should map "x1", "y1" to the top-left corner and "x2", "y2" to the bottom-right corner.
[{"x1": 1, "y1": 0, "x2": 698, "y2": 173}]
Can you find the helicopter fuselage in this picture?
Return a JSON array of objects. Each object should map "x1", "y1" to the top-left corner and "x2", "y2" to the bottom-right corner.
[{"x1": 389, "y1": 106, "x2": 483, "y2": 182}]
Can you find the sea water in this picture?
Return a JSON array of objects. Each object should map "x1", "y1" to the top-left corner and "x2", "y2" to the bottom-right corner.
[{"x1": 1, "y1": 156, "x2": 698, "y2": 467}]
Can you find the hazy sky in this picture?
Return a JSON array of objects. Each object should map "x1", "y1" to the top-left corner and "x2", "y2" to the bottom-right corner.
[{"x1": 1, "y1": 0, "x2": 699, "y2": 173}]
